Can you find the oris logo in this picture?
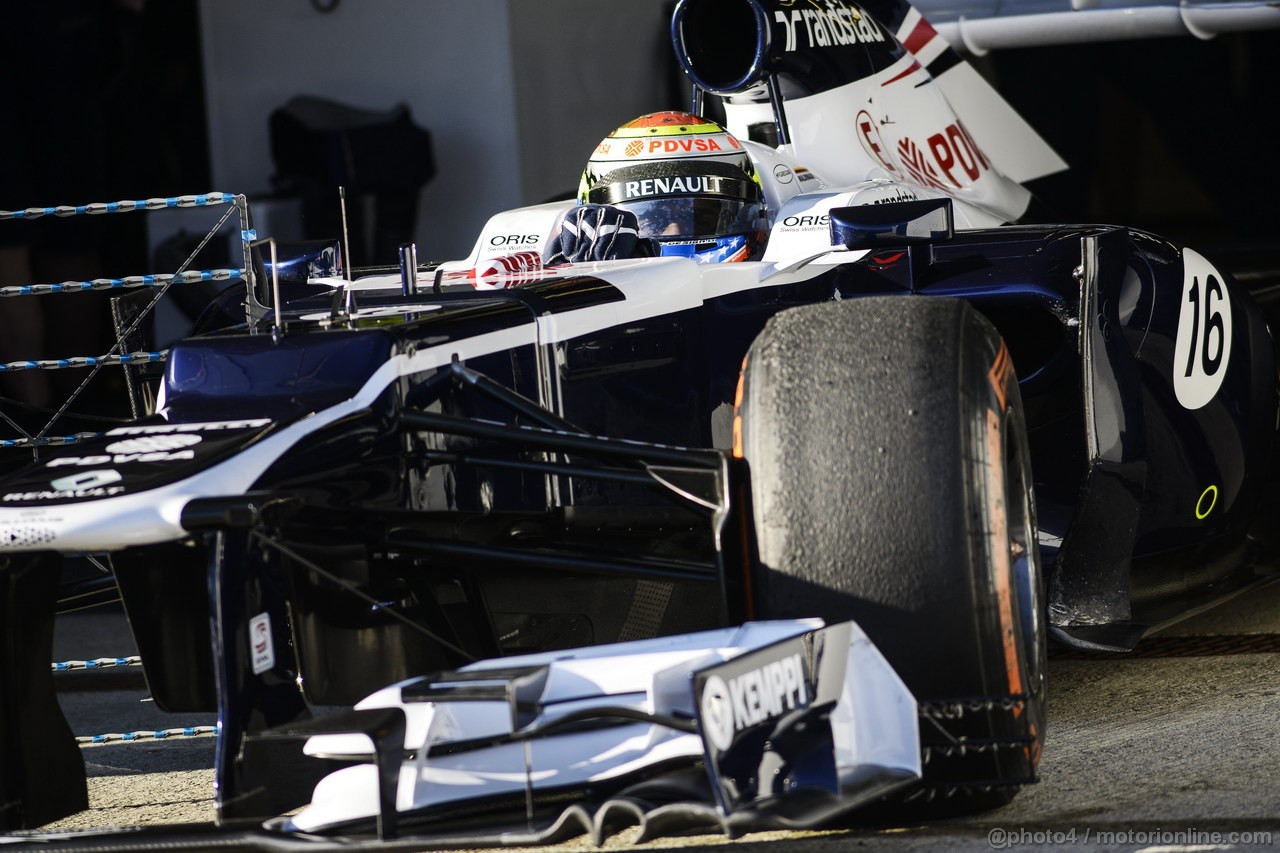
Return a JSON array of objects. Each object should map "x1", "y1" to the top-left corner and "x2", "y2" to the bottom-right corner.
[
  {"x1": 782, "y1": 214, "x2": 830, "y2": 228},
  {"x1": 487, "y1": 234, "x2": 540, "y2": 248}
]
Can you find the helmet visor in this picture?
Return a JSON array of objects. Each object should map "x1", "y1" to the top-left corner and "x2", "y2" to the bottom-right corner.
[{"x1": 615, "y1": 197, "x2": 766, "y2": 242}]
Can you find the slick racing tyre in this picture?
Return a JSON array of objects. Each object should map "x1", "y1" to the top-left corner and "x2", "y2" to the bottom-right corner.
[{"x1": 737, "y1": 296, "x2": 1046, "y2": 812}]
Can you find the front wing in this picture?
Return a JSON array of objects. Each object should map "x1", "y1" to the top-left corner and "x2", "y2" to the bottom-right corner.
[{"x1": 1, "y1": 620, "x2": 919, "y2": 849}]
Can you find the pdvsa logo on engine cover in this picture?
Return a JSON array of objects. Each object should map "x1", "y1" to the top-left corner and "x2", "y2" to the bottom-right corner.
[{"x1": 44, "y1": 433, "x2": 207, "y2": 466}]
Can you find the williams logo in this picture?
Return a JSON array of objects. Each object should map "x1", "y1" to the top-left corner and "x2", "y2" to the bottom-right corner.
[
  {"x1": 250, "y1": 612, "x2": 275, "y2": 675},
  {"x1": 700, "y1": 653, "x2": 809, "y2": 752}
]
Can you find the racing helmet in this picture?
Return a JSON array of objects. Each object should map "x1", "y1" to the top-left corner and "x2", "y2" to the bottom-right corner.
[{"x1": 578, "y1": 112, "x2": 767, "y2": 263}]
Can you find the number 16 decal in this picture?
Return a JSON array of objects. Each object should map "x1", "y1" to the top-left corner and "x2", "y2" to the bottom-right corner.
[{"x1": 1173, "y1": 249, "x2": 1232, "y2": 410}]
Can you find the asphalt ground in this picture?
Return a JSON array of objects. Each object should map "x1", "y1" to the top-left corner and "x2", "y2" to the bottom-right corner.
[{"x1": 31, "y1": 585, "x2": 1280, "y2": 852}]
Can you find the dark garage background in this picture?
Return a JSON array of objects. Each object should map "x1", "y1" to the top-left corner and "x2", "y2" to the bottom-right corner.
[{"x1": 1, "y1": 0, "x2": 1277, "y2": 426}]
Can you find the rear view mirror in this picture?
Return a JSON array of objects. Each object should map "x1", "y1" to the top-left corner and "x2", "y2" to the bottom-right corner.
[{"x1": 829, "y1": 198, "x2": 954, "y2": 250}]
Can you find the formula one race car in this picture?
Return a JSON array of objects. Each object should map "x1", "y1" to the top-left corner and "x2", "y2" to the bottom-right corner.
[{"x1": 2, "y1": 0, "x2": 1278, "y2": 845}]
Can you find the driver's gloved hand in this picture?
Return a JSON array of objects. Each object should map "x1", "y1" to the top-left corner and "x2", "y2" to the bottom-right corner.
[{"x1": 544, "y1": 204, "x2": 658, "y2": 266}]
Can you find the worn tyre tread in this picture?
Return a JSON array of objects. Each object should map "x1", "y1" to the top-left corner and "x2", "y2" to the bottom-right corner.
[{"x1": 739, "y1": 295, "x2": 1043, "y2": 809}]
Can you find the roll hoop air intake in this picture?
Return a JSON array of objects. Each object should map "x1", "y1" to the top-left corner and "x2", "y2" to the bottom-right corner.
[
  {"x1": 672, "y1": 0, "x2": 900, "y2": 96},
  {"x1": 671, "y1": 0, "x2": 904, "y2": 145}
]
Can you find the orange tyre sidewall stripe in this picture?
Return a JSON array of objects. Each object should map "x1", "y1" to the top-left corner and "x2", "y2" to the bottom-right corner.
[
  {"x1": 987, "y1": 341, "x2": 1024, "y2": 707},
  {"x1": 732, "y1": 355, "x2": 748, "y2": 459}
]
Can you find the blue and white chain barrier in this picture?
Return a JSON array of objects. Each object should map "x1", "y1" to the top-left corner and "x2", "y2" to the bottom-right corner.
[
  {"x1": 77, "y1": 727, "x2": 218, "y2": 746},
  {"x1": 0, "y1": 268, "x2": 245, "y2": 299},
  {"x1": 1, "y1": 191, "x2": 250, "y2": 446},
  {"x1": 0, "y1": 351, "x2": 166, "y2": 374},
  {"x1": 51, "y1": 655, "x2": 218, "y2": 745},
  {"x1": 51, "y1": 656, "x2": 142, "y2": 672},
  {"x1": 1, "y1": 432, "x2": 101, "y2": 449},
  {"x1": 0, "y1": 192, "x2": 238, "y2": 221}
]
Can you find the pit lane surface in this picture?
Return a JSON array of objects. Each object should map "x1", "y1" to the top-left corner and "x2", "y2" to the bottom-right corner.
[{"x1": 41, "y1": 587, "x2": 1280, "y2": 852}]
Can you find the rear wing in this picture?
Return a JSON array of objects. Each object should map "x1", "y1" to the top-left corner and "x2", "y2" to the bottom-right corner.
[{"x1": 919, "y1": 0, "x2": 1280, "y2": 52}]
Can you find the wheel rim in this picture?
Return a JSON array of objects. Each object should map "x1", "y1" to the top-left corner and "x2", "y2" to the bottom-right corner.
[{"x1": 1006, "y1": 416, "x2": 1046, "y2": 701}]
